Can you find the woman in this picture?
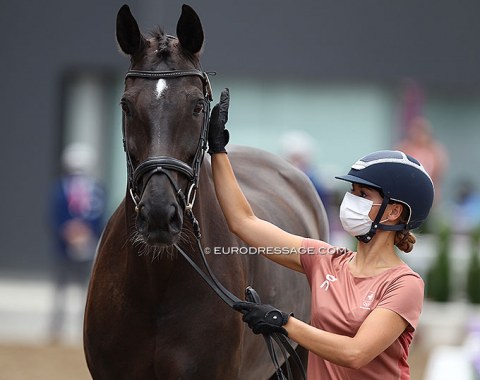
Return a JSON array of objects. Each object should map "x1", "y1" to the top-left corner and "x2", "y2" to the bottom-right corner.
[{"x1": 208, "y1": 89, "x2": 434, "y2": 379}]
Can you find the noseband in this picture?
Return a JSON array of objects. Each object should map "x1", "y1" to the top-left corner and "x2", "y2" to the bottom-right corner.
[{"x1": 122, "y1": 68, "x2": 213, "y2": 212}]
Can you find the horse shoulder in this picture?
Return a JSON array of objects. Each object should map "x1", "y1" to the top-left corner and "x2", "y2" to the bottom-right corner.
[{"x1": 227, "y1": 145, "x2": 328, "y2": 241}]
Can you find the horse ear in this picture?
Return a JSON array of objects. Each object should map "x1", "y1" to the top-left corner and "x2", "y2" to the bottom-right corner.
[
  {"x1": 176, "y1": 4, "x2": 204, "y2": 55},
  {"x1": 116, "y1": 4, "x2": 147, "y2": 56}
]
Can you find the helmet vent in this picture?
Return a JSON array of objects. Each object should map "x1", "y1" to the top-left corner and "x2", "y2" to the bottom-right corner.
[{"x1": 352, "y1": 150, "x2": 429, "y2": 178}]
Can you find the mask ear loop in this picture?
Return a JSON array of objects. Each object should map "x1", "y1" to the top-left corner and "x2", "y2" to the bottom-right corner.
[
  {"x1": 378, "y1": 201, "x2": 410, "y2": 232},
  {"x1": 356, "y1": 196, "x2": 390, "y2": 243}
]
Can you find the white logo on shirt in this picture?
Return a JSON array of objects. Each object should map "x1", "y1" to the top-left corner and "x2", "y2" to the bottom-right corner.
[
  {"x1": 361, "y1": 290, "x2": 376, "y2": 310},
  {"x1": 320, "y1": 274, "x2": 337, "y2": 291}
]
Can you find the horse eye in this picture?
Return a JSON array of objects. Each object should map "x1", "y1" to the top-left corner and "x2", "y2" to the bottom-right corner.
[
  {"x1": 193, "y1": 101, "x2": 205, "y2": 115},
  {"x1": 120, "y1": 99, "x2": 131, "y2": 116}
]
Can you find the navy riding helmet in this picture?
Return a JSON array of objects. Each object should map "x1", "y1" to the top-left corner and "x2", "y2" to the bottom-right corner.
[{"x1": 336, "y1": 150, "x2": 435, "y2": 242}]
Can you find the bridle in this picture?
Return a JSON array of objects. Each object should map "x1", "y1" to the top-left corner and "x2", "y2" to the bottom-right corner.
[
  {"x1": 122, "y1": 68, "x2": 213, "y2": 213},
  {"x1": 121, "y1": 67, "x2": 306, "y2": 380}
]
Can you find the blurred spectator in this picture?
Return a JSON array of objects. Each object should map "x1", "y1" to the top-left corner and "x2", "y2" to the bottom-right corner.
[
  {"x1": 398, "y1": 79, "x2": 424, "y2": 136},
  {"x1": 278, "y1": 130, "x2": 334, "y2": 229},
  {"x1": 48, "y1": 143, "x2": 106, "y2": 343},
  {"x1": 452, "y1": 179, "x2": 480, "y2": 234},
  {"x1": 396, "y1": 116, "x2": 448, "y2": 204}
]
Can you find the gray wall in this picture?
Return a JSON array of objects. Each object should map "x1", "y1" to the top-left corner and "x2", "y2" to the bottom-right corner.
[{"x1": 2, "y1": 0, "x2": 480, "y2": 274}]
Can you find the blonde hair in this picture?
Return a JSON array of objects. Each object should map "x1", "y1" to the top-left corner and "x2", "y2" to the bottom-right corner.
[{"x1": 394, "y1": 205, "x2": 416, "y2": 253}]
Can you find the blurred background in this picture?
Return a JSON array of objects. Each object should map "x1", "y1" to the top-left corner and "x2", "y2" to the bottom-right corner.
[{"x1": 2, "y1": 0, "x2": 480, "y2": 378}]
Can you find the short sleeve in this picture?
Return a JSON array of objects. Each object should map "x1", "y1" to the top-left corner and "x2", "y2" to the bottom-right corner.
[
  {"x1": 300, "y1": 238, "x2": 320, "y2": 283},
  {"x1": 300, "y1": 238, "x2": 353, "y2": 286},
  {"x1": 377, "y1": 273, "x2": 425, "y2": 331}
]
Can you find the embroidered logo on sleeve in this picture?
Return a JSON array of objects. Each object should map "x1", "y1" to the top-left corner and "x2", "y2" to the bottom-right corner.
[
  {"x1": 320, "y1": 274, "x2": 337, "y2": 291},
  {"x1": 361, "y1": 290, "x2": 376, "y2": 310}
]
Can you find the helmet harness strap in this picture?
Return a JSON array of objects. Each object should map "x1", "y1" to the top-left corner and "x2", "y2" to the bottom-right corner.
[{"x1": 356, "y1": 196, "x2": 406, "y2": 243}]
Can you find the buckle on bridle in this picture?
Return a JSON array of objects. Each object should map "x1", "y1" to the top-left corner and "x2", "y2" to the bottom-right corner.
[
  {"x1": 185, "y1": 183, "x2": 198, "y2": 211},
  {"x1": 129, "y1": 187, "x2": 140, "y2": 213}
]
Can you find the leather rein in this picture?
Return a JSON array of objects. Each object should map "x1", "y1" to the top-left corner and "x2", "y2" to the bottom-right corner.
[{"x1": 121, "y1": 68, "x2": 306, "y2": 380}]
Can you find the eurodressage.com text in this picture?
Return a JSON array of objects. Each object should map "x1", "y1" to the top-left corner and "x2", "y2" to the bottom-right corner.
[{"x1": 203, "y1": 246, "x2": 349, "y2": 255}]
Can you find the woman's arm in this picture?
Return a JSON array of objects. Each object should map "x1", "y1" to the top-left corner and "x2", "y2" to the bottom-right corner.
[
  {"x1": 285, "y1": 308, "x2": 409, "y2": 369},
  {"x1": 211, "y1": 153, "x2": 304, "y2": 272},
  {"x1": 208, "y1": 89, "x2": 307, "y2": 272}
]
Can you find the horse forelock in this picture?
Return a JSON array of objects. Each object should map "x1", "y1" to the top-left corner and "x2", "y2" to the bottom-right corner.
[
  {"x1": 148, "y1": 27, "x2": 170, "y2": 59},
  {"x1": 146, "y1": 27, "x2": 201, "y2": 70}
]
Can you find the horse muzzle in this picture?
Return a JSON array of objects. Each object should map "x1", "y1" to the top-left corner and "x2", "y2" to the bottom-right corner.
[
  {"x1": 135, "y1": 188, "x2": 184, "y2": 246},
  {"x1": 133, "y1": 164, "x2": 190, "y2": 246}
]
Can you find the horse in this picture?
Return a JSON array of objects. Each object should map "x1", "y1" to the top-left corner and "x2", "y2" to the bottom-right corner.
[{"x1": 83, "y1": 4, "x2": 328, "y2": 379}]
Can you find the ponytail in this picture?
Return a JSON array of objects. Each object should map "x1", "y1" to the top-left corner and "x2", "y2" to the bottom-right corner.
[
  {"x1": 394, "y1": 205, "x2": 416, "y2": 253},
  {"x1": 395, "y1": 230, "x2": 416, "y2": 253}
]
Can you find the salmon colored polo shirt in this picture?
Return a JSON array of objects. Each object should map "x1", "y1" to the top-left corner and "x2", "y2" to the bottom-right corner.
[{"x1": 300, "y1": 238, "x2": 424, "y2": 380}]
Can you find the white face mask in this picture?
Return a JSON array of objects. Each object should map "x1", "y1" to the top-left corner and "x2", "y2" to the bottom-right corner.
[{"x1": 339, "y1": 192, "x2": 382, "y2": 237}]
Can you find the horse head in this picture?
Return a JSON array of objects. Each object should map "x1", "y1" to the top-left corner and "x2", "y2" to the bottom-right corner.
[{"x1": 116, "y1": 5, "x2": 211, "y2": 248}]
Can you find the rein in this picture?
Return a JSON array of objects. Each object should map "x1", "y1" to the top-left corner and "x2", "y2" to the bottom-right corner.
[
  {"x1": 175, "y1": 211, "x2": 306, "y2": 380},
  {"x1": 122, "y1": 68, "x2": 306, "y2": 380}
]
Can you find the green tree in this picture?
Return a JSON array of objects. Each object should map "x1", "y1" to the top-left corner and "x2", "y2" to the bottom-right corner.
[
  {"x1": 466, "y1": 227, "x2": 480, "y2": 304},
  {"x1": 426, "y1": 225, "x2": 451, "y2": 302}
]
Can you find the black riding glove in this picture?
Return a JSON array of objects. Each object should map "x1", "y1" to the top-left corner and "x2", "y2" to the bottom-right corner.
[
  {"x1": 233, "y1": 301, "x2": 292, "y2": 336},
  {"x1": 208, "y1": 88, "x2": 230, "y2": 154}
]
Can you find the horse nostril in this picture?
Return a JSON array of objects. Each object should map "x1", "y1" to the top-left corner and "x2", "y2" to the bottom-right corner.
[
  {"x1": 168, "y1": 204, "x2": 178, "y2": 223},
  {"x1": 168, "y1": 203, "x2": 183, "y2": 232},
  {"x1": 137, "y1": 204, "x2": 147, "y2": 218}
]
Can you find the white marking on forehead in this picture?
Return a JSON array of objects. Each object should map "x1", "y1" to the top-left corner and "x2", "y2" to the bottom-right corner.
[{"x1": 155, "y1": 79, "x2": 168, "y2": 99}]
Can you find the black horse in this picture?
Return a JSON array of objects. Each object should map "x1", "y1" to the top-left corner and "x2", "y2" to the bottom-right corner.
[{"x1": 84, "y1": 4, "x2": 328, "y2": 379}]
